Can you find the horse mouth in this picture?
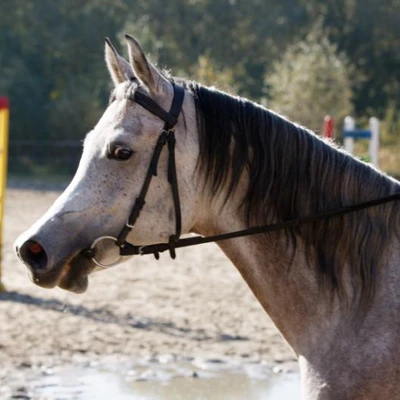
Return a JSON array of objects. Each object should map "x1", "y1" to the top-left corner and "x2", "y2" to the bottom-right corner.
[{"x1": 30, "y1": 253, "x2": 95, "y2": 294}]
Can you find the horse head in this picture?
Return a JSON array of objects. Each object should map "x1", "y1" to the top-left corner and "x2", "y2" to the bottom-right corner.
[{"x1": 14, "y1": 36, "x2": 202, "y2": 293}]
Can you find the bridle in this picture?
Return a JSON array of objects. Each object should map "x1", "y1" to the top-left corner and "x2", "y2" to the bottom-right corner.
[
  {"x1": 82, "y1": 83, "x2": 400, "y2": 267},
  {"x1": 116, "y1": 83, "x2": 185, "y2": 260},
  {"x1": 82, "y1": 82, "x2": 185, "y2": 266}
]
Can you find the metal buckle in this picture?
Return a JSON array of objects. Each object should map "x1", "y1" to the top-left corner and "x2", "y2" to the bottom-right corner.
[
  {"x1": 88, "y1": 236, "x2": 122, "y2": 268},
  {"x1": 125, "y1": 220, "x2": 135, "y2": 229}
]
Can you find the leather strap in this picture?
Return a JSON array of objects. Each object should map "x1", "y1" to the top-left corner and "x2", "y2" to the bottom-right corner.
[
  {"x1": 115, "y1": 83, "x2": 185, "y2": 258},
  {"x1": 120, "y1": 192, "x2": 400, "y2": 256},
  {"x1": 134, "y1": 84, "x2": 185, "y2": 130},
  {"x1": 116, "y1": 130, "x2": 168, "y2": 246}
]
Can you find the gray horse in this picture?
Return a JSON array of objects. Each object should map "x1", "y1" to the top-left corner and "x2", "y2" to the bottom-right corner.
[{"x1": 15, "y1": 36, "x2": 400, "y2": 399}]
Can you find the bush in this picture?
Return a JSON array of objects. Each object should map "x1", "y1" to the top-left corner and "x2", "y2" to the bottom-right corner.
[{"x1": 265, "y1": 24, "x2": 353, "y2": 133}]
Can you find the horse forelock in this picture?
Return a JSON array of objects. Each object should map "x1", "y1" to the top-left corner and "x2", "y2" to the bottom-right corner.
[
  {"x1": 181, "y1": 80, "x2": 400, "y2": 318},
  {"x1": 111, "y1": 80, "x2": 140, "y2": 101}
]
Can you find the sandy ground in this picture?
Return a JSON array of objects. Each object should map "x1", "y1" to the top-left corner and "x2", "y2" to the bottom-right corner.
[{"x1": 0, "y1": 188, "x2": 296, "y2": 398}]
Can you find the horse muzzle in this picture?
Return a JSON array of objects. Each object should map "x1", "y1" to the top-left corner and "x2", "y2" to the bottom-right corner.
[{"x1": 14, "y1": 235, "x2": 93, "y2": 293}]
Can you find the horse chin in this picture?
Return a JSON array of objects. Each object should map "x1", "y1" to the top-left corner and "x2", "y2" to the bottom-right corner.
[
  {"x1": 57, "y1": 254, "x2": 94, "y2": 293},
  {"x1": 58, "y1": 273, "x2": 89, "y2": 294},
  {"x1": 30, "y1": 253, "x2": 94, "y2": 294}
]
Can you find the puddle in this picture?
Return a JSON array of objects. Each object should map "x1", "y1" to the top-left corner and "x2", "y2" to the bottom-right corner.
[{"x1": 31, "y1": 361, "x2": 300, "y2": 400}]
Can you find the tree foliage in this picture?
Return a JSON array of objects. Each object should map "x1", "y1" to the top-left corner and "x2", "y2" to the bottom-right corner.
[
  {"x1": 266, "y1": 25, "x2": 353, "y2": 132},
  {"x1": 0, "y1": 0, "x2": 399, "y2": 154},
  {"x1": 300, "y1": 0, "x2": 400, "y2": 116}
]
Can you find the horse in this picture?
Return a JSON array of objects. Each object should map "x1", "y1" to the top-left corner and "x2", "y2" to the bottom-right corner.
[{"x1": 14, "y1": 35, "x2": 400, "y2": 399}]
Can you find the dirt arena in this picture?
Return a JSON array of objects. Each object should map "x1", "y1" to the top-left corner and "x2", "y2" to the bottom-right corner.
[{"x1": 0, "y1": 187, "x2": 296, "y2": 398}]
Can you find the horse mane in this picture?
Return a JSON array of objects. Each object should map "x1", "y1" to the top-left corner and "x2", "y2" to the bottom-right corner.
[{"x1": 180, "y1": 80, "x2": 400, "y2": 315}]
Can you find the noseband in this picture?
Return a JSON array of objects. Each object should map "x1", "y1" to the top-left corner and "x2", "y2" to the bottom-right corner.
[{"x1": 83, "y1": 83, "x2": 400, "y2": 267}]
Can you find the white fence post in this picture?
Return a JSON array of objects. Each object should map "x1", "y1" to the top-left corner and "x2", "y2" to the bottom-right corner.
[
  {"x1": 369, "y1": 117, "x2": 380, "y2": 168},
  {"x1": 344, "y1": 116, "x2": 355, "y2": 155}
]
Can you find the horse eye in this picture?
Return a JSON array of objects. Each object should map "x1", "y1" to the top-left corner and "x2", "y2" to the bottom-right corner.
[{"x1": 109, "y1": 146, "x2": 134, "y2": 161}]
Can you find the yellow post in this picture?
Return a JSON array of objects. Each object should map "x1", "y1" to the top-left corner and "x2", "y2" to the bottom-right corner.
[{"x1": 0, "y1": 97, "x2": 9, "y2": 292}]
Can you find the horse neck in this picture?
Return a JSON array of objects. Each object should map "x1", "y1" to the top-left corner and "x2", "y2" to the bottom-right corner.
[
  {"x1": 192, "y1": 152, "x2": 400, "y2": 399},
  {"x1": 193, "y1": 173, "x2": 333, "y2": 350}
]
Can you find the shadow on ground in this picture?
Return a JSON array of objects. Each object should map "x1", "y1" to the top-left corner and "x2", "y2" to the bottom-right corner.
[{"x1": 0, "y1": 291, "x2": 248, "y2": 343}]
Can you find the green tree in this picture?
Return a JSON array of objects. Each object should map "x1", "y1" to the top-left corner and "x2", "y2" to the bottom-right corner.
[
  {"x1": 0, "y1": 0, "x2": 128, "y2": 142},
  {"x1": 300, "y1": 0, "x2": 400, "y2": 117},
  {"x1": 266, "y1": 24, "x2": 353, "y2": 132},
  {"x1": 0, "y1": 0, "x2": 398, "y2": 176},
  {"x1": 122, "y1": 0, "x2": 310, "y2": 100}
]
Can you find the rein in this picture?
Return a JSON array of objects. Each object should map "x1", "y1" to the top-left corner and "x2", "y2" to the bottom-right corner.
[
  {"x1": 120, "y1": 192, "x2": 400, "y2": 257},
  {"x1": 82, "y1": 83, "x2": 400, "y2": 265}
]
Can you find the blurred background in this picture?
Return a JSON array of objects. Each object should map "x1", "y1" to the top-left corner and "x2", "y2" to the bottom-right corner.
[{"x1": 1, "y1": 0, "x2": 399, "y2": 182}]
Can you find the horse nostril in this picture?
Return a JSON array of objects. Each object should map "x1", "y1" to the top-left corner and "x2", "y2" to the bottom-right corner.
[{"x1": 18, "y1": 240, "x2": 48, "y2": 271}]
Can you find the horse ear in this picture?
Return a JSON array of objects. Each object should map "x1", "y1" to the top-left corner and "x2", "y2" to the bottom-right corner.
[
  {"x1": 125, "y1": 34, "x2": 169, "y2": 94},
  {"x1": 105, "y1": 37, "x2": 134, "y2": 85}
]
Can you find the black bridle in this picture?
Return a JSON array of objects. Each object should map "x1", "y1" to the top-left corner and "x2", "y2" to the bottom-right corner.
[
  {"x1": 83, "y1": 83, "x2": 400, "y2": 265},
  {"x1": 116, "y1": 83, "x2": 185, "y2": 260}
]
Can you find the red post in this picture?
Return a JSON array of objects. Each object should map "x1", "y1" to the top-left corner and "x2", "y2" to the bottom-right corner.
[
  {"x1": 323, "y1": 115, "x2": 334, "y2": 139},
  {"x1": 0, "y1": 97, "x2": 9, "y2": 110}
]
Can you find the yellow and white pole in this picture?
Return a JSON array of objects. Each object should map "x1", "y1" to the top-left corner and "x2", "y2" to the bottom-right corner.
[{"x1": 0, "y1": 97, "x2": 9, "y2": 292}]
